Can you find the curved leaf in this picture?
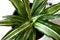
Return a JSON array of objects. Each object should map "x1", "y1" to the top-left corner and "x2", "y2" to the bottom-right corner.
[
  {"x1": 9, "y1": 0, "x2": 28, "y2": 18},
  {"x1": 31, "y1": 0, "x2": 44, "y2": 15},
  {"x1": 34, "y1": 20, "x2": 60, "y2": 40},
  {"x1": 33, "y1": 0, "x2": 47, "y2": 16},
  {"x1": 3, "y1": 15, "x2": 26, "y2": 22},
  {"x1": 42, "y1": 2, "x2": 60, "y2": 14},
  {"x1": 15, "y1": 30, "x2": 25, "y2": 40},
  {"x1": 0, "y1": 20, "x2": 21, "y2": 26},
  {"x1": 2, "y1": 21, "x2": 30, "y2": 40},
  {"x1": 16, "y1": 28, "x2": 32, "y2": 40},
  {"x1": 22, "y1": 28, "x2": 32, "y2": 40}
]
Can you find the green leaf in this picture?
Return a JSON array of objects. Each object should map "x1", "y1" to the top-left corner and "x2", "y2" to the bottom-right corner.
[
  {"x1": 0, "y1": 20, "x2": 17, "y2": 26},
  {"x1": 2, "y1": 26, "x2": 23, "y2": 40},
  {"x1": 29, "y1": 29, "x2": 36, "y2": 40},
  {"x1": 16, "y1": 33, "x2": 25, "y2": 40},
  {"x1": 9, "y1": 0, "x2": 28, "y2": 18},
  {"x1": 33, "y1": 0, "x2": 47, "y2": 16},
  {"x1": 11, "y1": 27, "x2": 27, "y2": 40},
  {"x1": 16, "y1": 28, "x2": 32, "y2": 40},
  {"x1": 40, "y1": 14, "x2": 60, "y2": 20},
  {"x1": 15, "y1": 31, "x2": 25, "y2": 40},
  {"x1": 3, "y1": 15, "x2": 26, "y2": 22},
  {"x1": 12, "y1": 30, "x2": 25, "y2": 40},
  {"x1": 42, "y1": 2, "x2": 60, "y2": 14},
  {"x1": 31, "y1": 0, "x2": 45, "y2": 15},
  {"x1": 2, "y1": 21, "x2": 30, "y2": 40},
  {"x1": 0, "y1": 19, "x2": 23, "y2": 26},
  {"x1": 23, "y1": 0, "x2": 31, "y2": 19},
  {"x1": 22, "y1": 28, "x2": 32, "y2": 40},
  {"x1": 34, "y1": 20, "x2": 60, "y2": 40},
  {"x1": 38, "y1": 20, "x2": 60, "y2": 34}
]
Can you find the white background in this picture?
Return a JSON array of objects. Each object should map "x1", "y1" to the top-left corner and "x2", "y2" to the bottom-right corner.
[{"x1": 0, "y1": 0, "x2": 60, "y2": 40}]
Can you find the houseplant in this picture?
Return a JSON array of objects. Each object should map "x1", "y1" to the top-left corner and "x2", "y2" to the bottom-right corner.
[{"x1": 0, "y1": 0, "x2": 60, "y2": 40}]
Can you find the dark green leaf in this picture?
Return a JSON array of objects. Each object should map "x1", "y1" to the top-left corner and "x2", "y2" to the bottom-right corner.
[
  {"x1": 16, "y1": 28, "x2": 32, "y2": 40},
  {"x1": 14, "y1": 30, "x2": 25, "y2": 40},
  {"x1": 40, "y1": 14, "x2": 60, "y2": 20},
  {"x1": 29, "y1": 29, "x2": 36, "y2": 40},
  {"x1": 22, "y1": 28, "x2": 32, "y2": 40},
  {"x1": 9, "y1": 0, "x2": 28, "y2": 18},
  {"x1": 33, "y1": 0, "x2": 47, "y2": 16},
  {"x1": 31, "y1": 0, "x2": 45, "y2": 15},
  {"x1": 23, "y1": 0, "x2": 31, "y2": 19}
]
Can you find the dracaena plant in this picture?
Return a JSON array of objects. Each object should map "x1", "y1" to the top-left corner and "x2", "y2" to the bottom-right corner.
[{"x1": 0, "y1": 0, "x2": 60, "y2": 40}]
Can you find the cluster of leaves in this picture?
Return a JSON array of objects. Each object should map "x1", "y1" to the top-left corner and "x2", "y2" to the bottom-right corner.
[{"x1": 0, "y1": 0, "x2": 60, "y2": 40}]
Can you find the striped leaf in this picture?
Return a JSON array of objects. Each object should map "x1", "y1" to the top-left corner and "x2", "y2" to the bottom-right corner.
[
  {"x1": 34, "y1": 20, "x2": 60, "y2": 40},
  {"x1": 31, "y1": 0, "x2": 44, "y2": 15},
  {"x1": 29, "y1": 29, "x2": 36, "y2": 40},
  {"x1": 15, "y1": 30, "x2": 25, "y2": 40},
  {"x1": 42, "y1": 2, "x2": 60, "y2": 14},
  {"x1": 9, "y1": 0, "x2": 28, "y2": 18},
  {"x1": 33, "y1": 0, "x2": 47, "y2": 16},
  {"x1": 23, "y1": 0, "x2": 31, "y2": 19},
  {"x1": 2, "y1": 21, "x2": 30, "y2": 40},
  {"x1": 16, "y1": 28, "x2": 32, "y2": 40},
  {"x1": 3, "y1": 15, "x2": 26, "y2": 22},
  {"x1": 22, "y1": 28, "x2": 32, "y2": 40},
  {"x1": 0, "y1": 20, "x2": 20, "y2": 26},
  {"x1": 40, "y1": 14, "x2": 60, "y2": 20}
]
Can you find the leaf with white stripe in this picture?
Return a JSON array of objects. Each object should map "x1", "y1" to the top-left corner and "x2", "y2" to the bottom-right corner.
[
  {"x1": 2, "y1": 21, "x2": 30, "y2": 40},
  {"x1": 34, "y1": 21, "x2": 60, "y2": 40}
]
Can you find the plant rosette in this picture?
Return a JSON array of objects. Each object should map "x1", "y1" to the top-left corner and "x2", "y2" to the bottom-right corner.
[{"x1": 0, "y1": 0, "x2": 60, "y2": 40}]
